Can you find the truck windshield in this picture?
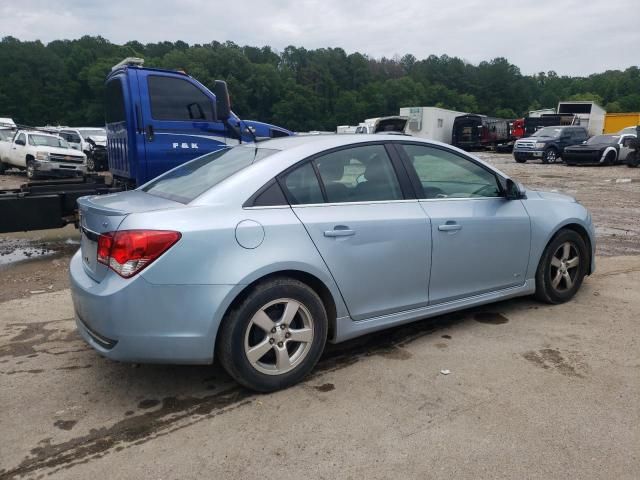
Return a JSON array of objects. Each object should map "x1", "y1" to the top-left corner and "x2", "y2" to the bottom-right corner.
[
  {"x1": 141, "y1": 146, "x2": 278, "y2": 203},
  {"x1": 531, "y1": 127, "x2": 562, "y2": 138},
  {"x1": 29, "y1": 135, "x2": 69, "y2": 148}
]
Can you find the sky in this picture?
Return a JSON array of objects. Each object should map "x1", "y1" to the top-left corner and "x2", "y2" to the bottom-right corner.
[{"x1": 1, "y1": 0, "x2": 638, "y2": 76}]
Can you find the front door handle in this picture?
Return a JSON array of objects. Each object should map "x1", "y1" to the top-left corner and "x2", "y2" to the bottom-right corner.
[
  {"x1": 324, "y1": 226, "x2": 355, "y2": 237},
  {"x1": 438, "y1": 223, "x2": 462, "y2": 232},
  {"x1": 146, "y1": 124, "x2": 154, "y2": 141}
]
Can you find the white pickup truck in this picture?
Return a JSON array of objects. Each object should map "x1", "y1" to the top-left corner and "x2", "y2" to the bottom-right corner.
[{"x1": 0, "y1": 130, "x2": 87, "y2": 179}]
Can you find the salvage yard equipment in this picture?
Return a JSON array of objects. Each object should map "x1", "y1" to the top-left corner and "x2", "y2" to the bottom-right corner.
[{"x1": 603, "y1": 112, "x2": 640, "y2": 134}]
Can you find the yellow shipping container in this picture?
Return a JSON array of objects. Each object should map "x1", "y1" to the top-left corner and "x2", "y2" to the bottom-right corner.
[{"x1": 603, "y1": 113, "x2": 640, "y2": 134}]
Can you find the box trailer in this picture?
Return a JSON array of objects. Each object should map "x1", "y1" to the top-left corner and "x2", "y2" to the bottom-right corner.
[
  {"x1": 603, "y1": 113, "x2": 640, "y2": 134},
  {"x1": 528, "y1": 108, "x2": 556, "y2": 118},
  {"x1": 557, "y1": 101, "x2": 606, "y2": 136},
  {"x1": 400, "y1": 106, "x2": 467, "y2": 144}
]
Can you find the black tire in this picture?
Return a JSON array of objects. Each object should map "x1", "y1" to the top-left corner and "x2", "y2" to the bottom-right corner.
[
  {"x1": 26, "y1": 159, "x2": 37, "y2": 180},
  {"x1": 217, "y1": 277, "x2": 328, "y2": 392},
  {"x1": 603, "y1": 150, "x2": 616, "y2": 166},
  {"x1": 626, "y1": 151, "x2": 639, "y2": 168},
  {"x1": 87, "y1": 156, "x2": 95, "y2": 172},
  {"x1": 0, "y1": 160, "x2": 6, "y2": 175},
  {"x1": 514, "y1": 156, "x2": 527, "y2": 163},
  {"x1": 542, "y1": 147, "x2": 559, "y2": 164},
  {"x1": 535, "y1": 229, "x2": 589, "y2": 304}
]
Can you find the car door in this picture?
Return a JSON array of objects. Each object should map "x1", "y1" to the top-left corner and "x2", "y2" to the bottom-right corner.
[
  {"x1": 395, "y1": 143, "x2": 531, "y2": 304},
  {"x1": 619, "y1": 135, "x2": 635, "y2": 161},
  {"x1": 136, "y1": 70, "x2": 230, "y2": 180},
  {"x1": 10, "y1": 132, "x2": 27, "y2": 167},
  {"x1": 281, "y1": 143, "x2": 431, "y2": 321}
]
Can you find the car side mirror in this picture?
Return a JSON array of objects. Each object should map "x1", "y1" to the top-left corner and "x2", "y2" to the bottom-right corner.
[
  {"x1": 504, "y1": 178, "x2": 523, "y2": 200},
  {"x1": 214, "y1": 80, "x2": 231, "y2": 122}
]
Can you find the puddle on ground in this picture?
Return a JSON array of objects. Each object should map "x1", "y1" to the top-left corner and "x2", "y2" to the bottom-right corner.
[
  {"x1": 474, "y1": 312, "x2": 509, "y2": 325},
  {"x1": 0, "y1": 246, "x2": 56, "y2": 266}
]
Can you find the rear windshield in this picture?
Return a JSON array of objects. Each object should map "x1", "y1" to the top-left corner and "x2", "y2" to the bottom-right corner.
[{"x1": 141, "y1": 146, "x2": 278, "y2": 203}]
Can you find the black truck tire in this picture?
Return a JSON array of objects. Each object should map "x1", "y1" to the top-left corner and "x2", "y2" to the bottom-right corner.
[
  {"x1": 0, "y1": 160, "x2": 6, "y2": 175},
  {"x1": 542, "y1": 147, "x2": 559, "y2": 164},
  {"x1": 627, "y1": 152, "x2": 639, "y2": 168}
]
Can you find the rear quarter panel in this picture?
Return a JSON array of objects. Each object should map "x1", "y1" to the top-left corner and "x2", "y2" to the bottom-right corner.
[{"x1": 117, "y1": 204, "x2": 349, "y2": 342}]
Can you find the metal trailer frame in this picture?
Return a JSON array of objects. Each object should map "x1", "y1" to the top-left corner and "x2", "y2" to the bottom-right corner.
[{"x1": 0, "y1": 176, "x2": 121, "y2": 233}]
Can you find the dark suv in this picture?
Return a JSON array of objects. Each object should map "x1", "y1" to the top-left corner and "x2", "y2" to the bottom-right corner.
[{"x1": 513, "y1": 126, "x2": 589, "y2": 164}]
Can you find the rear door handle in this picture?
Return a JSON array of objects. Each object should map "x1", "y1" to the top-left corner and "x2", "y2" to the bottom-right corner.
[
  {"x1": 438, "y1": 223, "x2": 462, "y2": 232},
  {"x1": 324, "y1": 226, "x2": 355, "y2": 237}
]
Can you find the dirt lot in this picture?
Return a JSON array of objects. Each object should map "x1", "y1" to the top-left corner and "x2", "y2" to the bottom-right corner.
[{"x1": 1, "y1": 155, "x2": 639, "y2": 479}]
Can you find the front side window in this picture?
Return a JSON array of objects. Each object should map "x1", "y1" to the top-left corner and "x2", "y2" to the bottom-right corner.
[
  {"x1": 16, "y1": 133, "x2": 26, "y2": 145},
  {"x1": 400, "y1": 144, "x2": 502, "y2": 199},
  {"x1": 148, "y1": 76, "x2": 215, "y2": 122},
  {"x1": 314, "y1": 144, "x2": 402, "y2": 203}
]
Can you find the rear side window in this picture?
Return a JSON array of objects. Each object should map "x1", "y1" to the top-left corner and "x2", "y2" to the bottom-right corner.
[
  {"x1": 148, "y1": 76, "x2": 215, "y2": 122},
  {"x1": 283, "y1": 163, "x2": 324, "y2": 205},
  {"x1": 314, "y1": 144, "x2": 402, "y2": 203},
  {"x1": 105, "y1": 79, "x2": 126, "y2": 123},
  {"x1": 142, "y1": 146, "x2": 277, "y2": 203}
]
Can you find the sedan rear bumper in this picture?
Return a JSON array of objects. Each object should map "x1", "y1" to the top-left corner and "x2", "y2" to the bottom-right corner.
[{"x1": 69, "y1": 251, "x2": 234, "y2": 364}]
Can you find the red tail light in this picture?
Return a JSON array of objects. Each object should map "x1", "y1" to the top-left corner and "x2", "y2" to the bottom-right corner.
[{"x1": 97, "y1": 230, "x2": 181, "y2": 278}]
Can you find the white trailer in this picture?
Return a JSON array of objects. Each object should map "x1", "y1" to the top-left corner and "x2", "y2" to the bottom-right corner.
[
  {"x1": 399, "y1": 106, "x2": 467, "y2": 144},
  {"x1": 336, "y1": 125, "x2": 358, "y2": 134},
  {"x1": 557, "y1": 101, "x2": 606, "y2": 136}
]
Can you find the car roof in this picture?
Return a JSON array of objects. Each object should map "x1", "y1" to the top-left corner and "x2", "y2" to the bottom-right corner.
[{"x1": 194, "y1": 134, "x2": 506, "y2": 206}]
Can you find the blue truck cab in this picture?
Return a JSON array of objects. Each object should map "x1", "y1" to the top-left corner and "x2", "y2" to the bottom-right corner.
[{"x1": 105, "y1": 58, "x2": 292, "y2": 187}]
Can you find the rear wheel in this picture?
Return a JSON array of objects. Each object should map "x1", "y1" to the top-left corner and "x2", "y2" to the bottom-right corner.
[
  {"x1": 627, "y1": 151, "x2": 639, "y2": 168},
  {"x1": 217, "y1": 278, "x2": 328, "y2": 392},
  {"x1": 535, "y1": 229, "x2": 588, "y2": 304},
  {"x1": 542, "y1": 148, "x2": 559, "y2": 164}
]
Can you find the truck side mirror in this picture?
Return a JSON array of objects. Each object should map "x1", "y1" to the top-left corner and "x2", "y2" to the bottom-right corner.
[
  {"x1": 214, "y1": 80, "x2": 231, "y2": 121},
  {"x1": 15, "y1": 138, "x2": 25, "y2": 146}
]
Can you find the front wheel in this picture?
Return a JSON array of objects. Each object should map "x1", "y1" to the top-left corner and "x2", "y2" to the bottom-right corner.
[
  {"x1": 217, "y1": 278, "x2": 328, "y2": 392},
  {"x1": 535, "y1": 229, "x2": 588, "y2": 304},
  {"x1": 0, "y1": 160, "x2": 6, "y2": 175},
  {"x1": 542, "y1": 148, "x2": 559, "y2": 164},
  {"x1": 26, "y1": 160, "x2": 37, "y2": 180}
]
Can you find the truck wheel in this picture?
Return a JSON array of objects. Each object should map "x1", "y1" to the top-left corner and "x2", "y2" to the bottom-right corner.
[
  {"x1": 26, "y1": 160, "x2": 38, "y2": 180},
  {"x1": 87, "y1": 157, "x2": 95, "y2": 172},
  {"x1": 514, "y1": 156, "x2": 526, "y2": 163},
  {"x1": 0, "y1": 161, "x2": 6, "y2": 175},
  {"x1": 627, "y1": 152, "x2": 639, "y2": 168},
  {"x1": 542, "y1": 148, "x2": 559, "y2": 164}
]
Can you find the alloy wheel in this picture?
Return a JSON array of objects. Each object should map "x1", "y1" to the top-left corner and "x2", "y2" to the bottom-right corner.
[
  {"x1": 546, "y1": 149, "x2": 557, "y2": 163},
  {"x1": 243, "y1": 298, "x2": 314, "y2": 375},
  {"x1": 550, "y1": 241, "x2": 580, "y2": 292}
]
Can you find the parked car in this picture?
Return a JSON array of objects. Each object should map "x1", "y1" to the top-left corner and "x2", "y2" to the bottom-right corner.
[
  {"x1": 71, "y1": 134, "x2": 595, "y2": 392},
  {"x1": 0, "y1": 130, "x2": 86, "y2": 178},
  {"x1": 564, "y1": 134, "x2": 637, "y2": 166},
  {"x1": 58, "y1": 127, "x2": 106, "y2": 152},
  {"x1": 513, "y1": 126, "x2": 589, "y2": 164}
]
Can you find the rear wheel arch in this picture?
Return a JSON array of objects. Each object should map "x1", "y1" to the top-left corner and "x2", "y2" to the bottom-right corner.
[{"x1": 218, "y1": 270, "x2": 338, "y2": 346}]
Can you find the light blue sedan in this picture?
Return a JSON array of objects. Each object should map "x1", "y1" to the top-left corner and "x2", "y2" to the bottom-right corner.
[{"x1": 70, "y1": 135, "x2": 596, "y2": 391}]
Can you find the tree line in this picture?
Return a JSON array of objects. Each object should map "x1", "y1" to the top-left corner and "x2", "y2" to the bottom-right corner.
[{"x1": 1, "y1": 36, "x2": 639, "y2": 132}]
